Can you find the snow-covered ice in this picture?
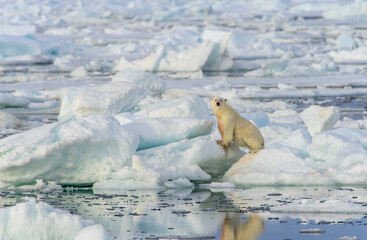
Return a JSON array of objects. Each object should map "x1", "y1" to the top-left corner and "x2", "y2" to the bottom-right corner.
[
  {"x1": 145, "y1": 95, "x2": 211, "y2": 119},
  {"x1": 58, "y1": 82, "x2": 147, "y2": 120},
  {"x1": 300, "y1": 105, "x2": 340, "y2": 136},
  {"x1": 0, "y1": 114, "x2": 138, "y2": 187},
  {"x1": 123, "y1": 117, "x2": 213, "y2": 150}
]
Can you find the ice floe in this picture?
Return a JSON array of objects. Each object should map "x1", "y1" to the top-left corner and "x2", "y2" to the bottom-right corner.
[
  {"x1": 112, "y1": 70, "x2": 166, "y2": 94},
  {"x1": 0, "y1": 93, "x2": 30, "y2": 108},
  {"x1": 0, "y1": 114, "x2": 138, "y2": 187},
  {"x1": 58, "y1": 82, "x2": 147, "y2": 120},
  {"x1": 0, "y1": 112, "x2": 21, "y2": 129},
  {"x1": 300, "y1": 105, "x2": 340, "y2": 136},
  {"x1": 0, "y1": 197, "x2": 111, "y2": 240}
]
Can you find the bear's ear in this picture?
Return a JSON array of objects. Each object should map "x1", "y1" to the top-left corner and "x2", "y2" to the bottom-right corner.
[
  {"x1": 224, "y1": 99, "x2": 227, "y2": 102},
  {"x1": 210, "y1": 97, "x2": 213, "y2": 100}
]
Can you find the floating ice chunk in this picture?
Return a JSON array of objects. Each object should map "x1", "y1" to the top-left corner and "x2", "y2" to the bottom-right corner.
[
  {"x1": 261, "y1": 59, "x2": 289, "y2": 75},
  {"x1": 277, "y1": 83, "x2": 297, "y2": 91},
  {"x1": 223, "y1": 149, "x2": 322, "y2": 185},
  {"x1": 123, "y1": 118, "x2": 213, "y2": 150},
  {"x1": 53, "y1": 54, "x2": 81, "y2": 72},
  {"x1": 13, "y1": 89, "x2": 42, "y2": 99},
  {"x1": 337, "y1": 34, "x2": 357, "y2": 51},
  {"x1": 0, "y1": 112, "x2": 21, "y2": 129},
  {"x1": 74, "y1": 225, "x2": 113, "y2": 240},
  {"x1": 70, "y1": 66, "x2": 88, "y2": 78},
  {"x1": 29, "y1": 100, "x2": 59, "y2": 109},
  {"x1": 336, "y1": 236, "x2": 359, "y2": 240},
  {"x1": 113, "y1": 30, "x2": 233, "y2": 72},
  {"x1": 0, "y1": 93, "x2": 29, "y2": 108},
  {"x1": 112, "y1": 70, "x2": 166, "y2": 94},
  {"x1": 0, "y1": 114, "x2": 139, "y2": 186},
  {"x1": 113, "y1": 45, "x2": 166, "y2": 72},
  {"x1": 201, "y1": 29, "x2": 234, "y2": 71},
  {"x1": 300, "y1": 105, "x2": 340, "y2": 136},
  {"x1": 58, "y1": 82, "x2": 147, "y2": 120},
  {"x1": 16, "y1": 179, "x2": 63, "y2": 193},
  {"x1": 58, "y1": 86, "x2": 91, "y2": 121},
  {"x1": 0, "y1": 35, "x2": 41, "y2": 57},
  {"x1": 93, "y1": 160, "x2": 209, "y2": 190},
  {"x1": 271, "y1": 199, "x2": 367, "y2": 214},
  {"x1": 163, "y1": 178, "x2": 194, "y2": 188},
  {"x1": 0, "y1": 55, "x2": 51, "y2": 66},
  {"x1": 146, "y1": 95, "x2": 211, "y2": 120},
  {"x1": 0, "y1": 198, "x2": 111, "y2": 239}
]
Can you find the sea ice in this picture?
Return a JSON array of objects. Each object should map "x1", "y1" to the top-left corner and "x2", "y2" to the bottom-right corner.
[
  {"x1": 145, "y1": 95, "x2": 211, "y2": 120},
  {"x1": 0, "y1": 112, "x2": 21, "y2": 129},
  {"x1": 113, "y1": 29, "x2": 233, "y2": 72},
  {"x1": 123, "y1": 118, "x2": 213, "y2": 150},
  {"x1": 70, "y1": 66, "x2": 88, "y2": 78},
  {"x1": 112, "y1": 70, "x2": 166, "y2": 94},
  {"x1": 93, "y1": 157, "x2": 210, "y2": 190},
  {"x1": 300, "y1": 105, "x2": 340, "y2": 136},
  {"x1": 0, "y1": 93, "x2": 29, "y2": 108},
  {"x1": 223, "y1": 148, "x2": 322, "y2": 185},
  {"x1": 0, "y1": 114, "x2": 139, "y2": 186},
  {"x1": 135, "y1": 136, "x2": 244, "y2": 179},
  {"x1": 0, "y1": 35, "x2": 41, "y2": 57},
  {"x1": 0, "y1": 198, "x2": 111, "y2": 240},
  {"x1": 15, "y1": 179, "x2": 63, "y2": 193},
  {"x1": 336, "y1": 34, "x2": 357, "y2": 51},
  {"x1": 58, "y1": 82, "x2": 147, "y2": 120}
]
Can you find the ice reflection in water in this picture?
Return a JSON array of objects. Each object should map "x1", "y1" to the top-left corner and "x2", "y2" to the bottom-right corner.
[
  {"x1": 219, "y1": 213, "x2": 264, "y2": 240},
  {"x1": 0, "y1": 186, "x2": 366, "y2": 239}
]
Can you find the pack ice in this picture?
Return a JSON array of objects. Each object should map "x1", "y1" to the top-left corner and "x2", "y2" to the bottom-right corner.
[{"x1": 0, "y1": 198, "x2": 111, "y2": 240}]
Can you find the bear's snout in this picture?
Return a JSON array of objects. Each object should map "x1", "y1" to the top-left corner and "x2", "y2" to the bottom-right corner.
[{"x1": 216, "y1": 102, "x2": 220, "y2": 106}]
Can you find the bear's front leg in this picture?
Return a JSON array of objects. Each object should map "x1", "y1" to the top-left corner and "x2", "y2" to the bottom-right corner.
[{"x1": 219, "y1": 129, "x2": 233, "y2": 148}]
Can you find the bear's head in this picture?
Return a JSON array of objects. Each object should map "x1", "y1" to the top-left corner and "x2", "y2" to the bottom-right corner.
[{"x1": 211, "y1": 97, "x2": 227, "y2": 114}]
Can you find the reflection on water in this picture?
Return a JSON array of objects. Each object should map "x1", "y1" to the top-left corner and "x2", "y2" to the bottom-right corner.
[
  {"x1": 220, "y1": 213, "x2": 264, "y2": 240},
  {"x1": 0, "y1": 186, "x2": 366, "y2": 239}
]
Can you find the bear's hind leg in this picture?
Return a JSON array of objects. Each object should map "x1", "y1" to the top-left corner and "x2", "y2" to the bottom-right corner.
[{"x1": 245, "y1": 137, "x2": 264, "y2": 154}]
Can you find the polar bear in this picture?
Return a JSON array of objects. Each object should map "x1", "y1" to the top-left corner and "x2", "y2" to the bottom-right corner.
[{"x1": 211, "y1": 97, "x2": 264, "y2": 154}]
